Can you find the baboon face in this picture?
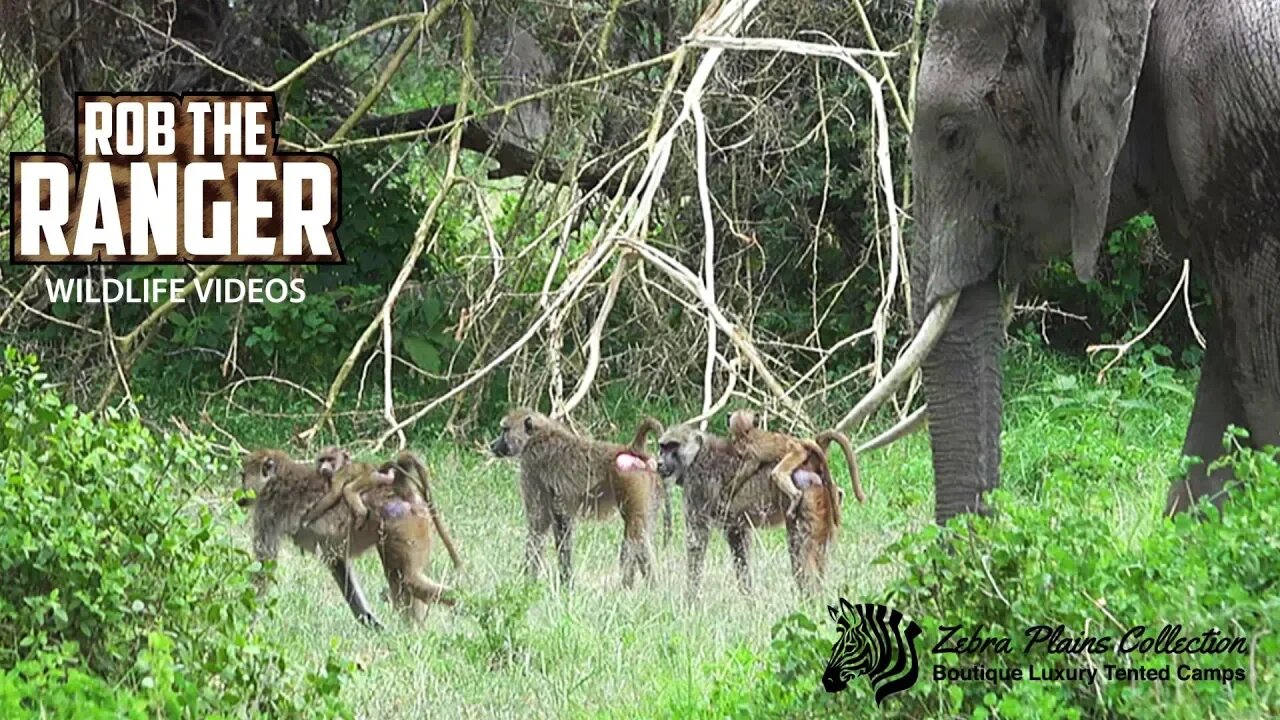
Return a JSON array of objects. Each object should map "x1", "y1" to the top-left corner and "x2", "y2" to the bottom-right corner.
[
  {"x1": 490, "y1": 408, "x2": 539, "y2": 458},
  {"x1": 238, "y1": 450, "x2": 282, "y2": 507},
  {"x1": 316, "y1": 446, "x2": 351, "y2": 480},
  {"x1": 656, "y1": 425, "x2": 703, "y2": 485}
]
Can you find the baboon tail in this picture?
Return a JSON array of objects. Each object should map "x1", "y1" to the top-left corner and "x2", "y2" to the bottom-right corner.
[
  {"x1": 815, "y1": 430, "x2": 866, "y2": 526},
  {"x1": 396, "y1": 452, "x2": 463, "y2": 570},
  {"x1": 630, "y1": 417, "x2": 665, "y2": 455}
]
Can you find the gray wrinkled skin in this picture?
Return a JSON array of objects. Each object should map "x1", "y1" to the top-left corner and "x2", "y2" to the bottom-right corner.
[{"x1": 911, "y1": 0, "x2": 1280, "y2": 523}]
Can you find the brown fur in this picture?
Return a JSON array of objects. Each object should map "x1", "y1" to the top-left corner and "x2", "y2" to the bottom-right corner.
[
  {"x1": 629, "y1": 416, "x2": 672, "y2": 547},
  {"x1": 727, "y1": 410, "x2": 809, "y2": 518},
  {"x1": 490, "y1": 408, "x2": 661, "y2": 588},
  {"x1": 656, "y1": 424, "x2": 840, "y2": 597},
  {"x1": 239, "y1": 448, "x2": 458, "y2": 627},
  {"x1": 315, "y1": 446, "x2": 351, "y2": 481},
  {"x1": 301, "y1": 453, "x2": 394, "y2": 529}
]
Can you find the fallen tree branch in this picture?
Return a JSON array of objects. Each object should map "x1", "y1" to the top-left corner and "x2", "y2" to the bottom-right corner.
[
  {"x1": 554, "y1": 254, "x2": 631, "y2": 419},
  {"x1": 1087, "y1": 258, "x2": 1194, "y2": 382}
]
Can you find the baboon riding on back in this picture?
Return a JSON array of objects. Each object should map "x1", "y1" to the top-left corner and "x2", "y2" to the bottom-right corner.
[{"x1": 657, "y1": 413, "x2": 865, "y2": 597}]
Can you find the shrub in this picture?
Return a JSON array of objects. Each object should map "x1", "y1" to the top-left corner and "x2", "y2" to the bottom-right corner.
[
  {"x1": 690, "y1": 435, "x2": 1279, "y2": 718},
  {"x1": 0, "y1": 347, "x2": 352, "y2": 718}
]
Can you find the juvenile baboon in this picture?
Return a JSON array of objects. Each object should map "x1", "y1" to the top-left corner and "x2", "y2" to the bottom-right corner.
[
  {"x1": 726, "y1": 409, "x2": 810, "y2": 519},
  {"x1": 383, "y1": 451, "x2": 464, "y2": 571},
  {"x1": 240, "y1": 448, "x2": 459, "y2": 627},
  {"x1": 656, "y1": 423, "x2": 852, "y2": 597},
  {"x1": 490, "y1": 409, "x2": 661, "y2": 588},
  {"x1": 315, "y1": 446, "x2": 351, "y2": 481},
  {"x1": 301, "y1": 452, "x2": 396, "y2": 528}
]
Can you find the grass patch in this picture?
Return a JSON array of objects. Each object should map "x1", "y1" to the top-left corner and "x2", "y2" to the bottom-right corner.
[{"x1": 196, "y1": 352, "x2": 1230, "y2": 718}]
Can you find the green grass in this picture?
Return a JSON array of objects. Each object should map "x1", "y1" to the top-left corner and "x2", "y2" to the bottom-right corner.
[{"x1": 207, "y1": 352, "x2": 1198, "y2": 718}]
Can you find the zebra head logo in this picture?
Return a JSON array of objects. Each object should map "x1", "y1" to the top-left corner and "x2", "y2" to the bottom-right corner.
[{"x1": 822, "y1": 599, "x2": 923, "y2": 704}]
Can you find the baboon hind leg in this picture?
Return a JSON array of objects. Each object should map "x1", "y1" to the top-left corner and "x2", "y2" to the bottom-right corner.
[
  {"x1": 327, "y1": 558, "x2": 383, "y2": 630},
  {"x1": 786, "y1": 515, "x2": 825, "y2": 595},
  {"x1": 342, "y1": 481, "x2": 372, "y2": 526},
  {"x1": 618, "y1": 478, "x2": 655, "y2": 588},
  {"x1": 377, "y1": 526, "x2": 453, "y2": 623},
  {"x1": 770, "y1": 443, "x2": 807, "y2": 518},
  {"x1": 726, "y1": 524, "x2": 753, "y2": 593},
  {"x1": 619, "y1": 534, "x2": 653, "y2": 588},
  {"x1": 552, "y1": 511, "x2": 575, "y2": 588}
]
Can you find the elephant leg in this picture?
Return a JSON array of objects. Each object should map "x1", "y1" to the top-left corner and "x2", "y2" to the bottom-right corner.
[
  {"x1": 1166, "y1": 327, "x2": 1248, "y2": 515},
  {"x1": 1220, "y1": 247, "x2": 1280, "y2": 464}
]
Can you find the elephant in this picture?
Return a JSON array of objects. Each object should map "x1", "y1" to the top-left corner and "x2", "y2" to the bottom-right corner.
[{"x1": 851, "y1": 0, "x2": 1280, "y2": 524}]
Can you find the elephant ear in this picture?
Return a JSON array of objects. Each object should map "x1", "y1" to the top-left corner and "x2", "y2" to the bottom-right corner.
[{"x1": 1055, "y1": 0, "x2": 1155, "y2": 281}]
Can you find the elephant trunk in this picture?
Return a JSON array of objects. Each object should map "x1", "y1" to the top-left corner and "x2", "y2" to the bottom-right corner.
[{"x1": 922, "y1": 279, "x2": 1004, "y2": 524}]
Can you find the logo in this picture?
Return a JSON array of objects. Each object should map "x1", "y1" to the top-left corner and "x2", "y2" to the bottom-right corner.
[
  {"x1": 9, "y1": 93, "x2": 342, "y2": 265},
  {"x1": 822, "y1": 598, "x2": 922, "y2": 705}
]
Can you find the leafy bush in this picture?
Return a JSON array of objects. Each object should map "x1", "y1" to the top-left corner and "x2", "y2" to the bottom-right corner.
[
  {"x1": 0, "y1": 348, "x2": 352, "y2": 717},
  {"x1": 687, "y1": 435, "x2": 1279, "y2": 718},
  {"x1": 457, "y1": 582, "x2": 545, "y2": 670}
]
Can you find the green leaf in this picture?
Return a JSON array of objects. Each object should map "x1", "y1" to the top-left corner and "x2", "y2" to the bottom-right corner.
[{"x1": 402, "y1": 336, "x2": 442, "y2": 374}]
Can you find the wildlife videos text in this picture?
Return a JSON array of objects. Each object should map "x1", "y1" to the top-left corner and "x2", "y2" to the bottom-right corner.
[{"x1": 45, "y1": 277, "x2": 307, "y2": 305}]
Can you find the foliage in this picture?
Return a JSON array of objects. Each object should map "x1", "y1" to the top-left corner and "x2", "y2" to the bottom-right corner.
[
  {"x1": 0, "y1": 348, "x2": 352, "y2": 718},
  {"x1": 1021, "y1": 214, "x2": 1212, "y2": 366},
  {"x1": 456, "y1": 581, "x2": 545, "y2": 670},
  {"x1": 692, "y1": 433, "x2": 1278, "y2": 718}
]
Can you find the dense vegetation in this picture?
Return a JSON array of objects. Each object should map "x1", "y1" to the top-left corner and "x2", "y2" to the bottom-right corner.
[
  {"x1": 0, "y1": 1, "x2": 1270, "y2": 718},
  {"x1": 3, "y1": 345, "x2": 1274, "y2": 718},
  {"x1": 0, "y1": 349, "x2": 350, "y2": 717}
]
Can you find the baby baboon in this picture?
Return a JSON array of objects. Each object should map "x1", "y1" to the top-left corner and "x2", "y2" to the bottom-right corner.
[
  {"x1": 315, "y1": 446, "x2": 352, "y2": 481},
  {"x1": 383, "y1": 451, "x2": 463, "y2": 572},
  {"x1": 726, "y1": 409, "x2": 810, "y2": 519},
  {"x1": 240, "y1": 448, "x2": 459, "y2": 627},
  {"x1": 490, "y1": 408, "x2": 661, "y2": 588},
  {"x1": 300, "y1": 451, "x2": 396, "y2": 529},
  {"x1": 628, "y1": 416, "x2": 672, "y2": 547},
  {"x1": 656, "y1": 423, "x2": 844, "y2": 598}
]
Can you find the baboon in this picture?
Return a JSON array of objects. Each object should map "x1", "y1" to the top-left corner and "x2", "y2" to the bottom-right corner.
[
  {"x1": 490, "y1": 409, "x2": 662, "y2": 588},
  {"x1": 375, "y1": 452, "x2": 463, "y2": 618},
  {"x1": 656, "y1": 422, "x2": 860, "y2": 597},
  {"x1": 239, "y1": 448, "x2": 460, "y2": 627},
  {"x1": 315, "y1": 446, "x2": 351, "y2": 481},
  {"x1": 726, "y1": 409, "x2": 809, "y2": 519},
  {"x1": 301, "y1": 451, "x2": 396, "y2": 528}
]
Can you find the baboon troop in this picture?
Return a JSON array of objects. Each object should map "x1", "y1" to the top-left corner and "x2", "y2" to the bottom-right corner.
[
  {"x1": 489, "y1": 408, "x2": 663, "y2": 588},
  {"x1": 234, "y1": 406, "x2": 866, "y2": 628}
]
